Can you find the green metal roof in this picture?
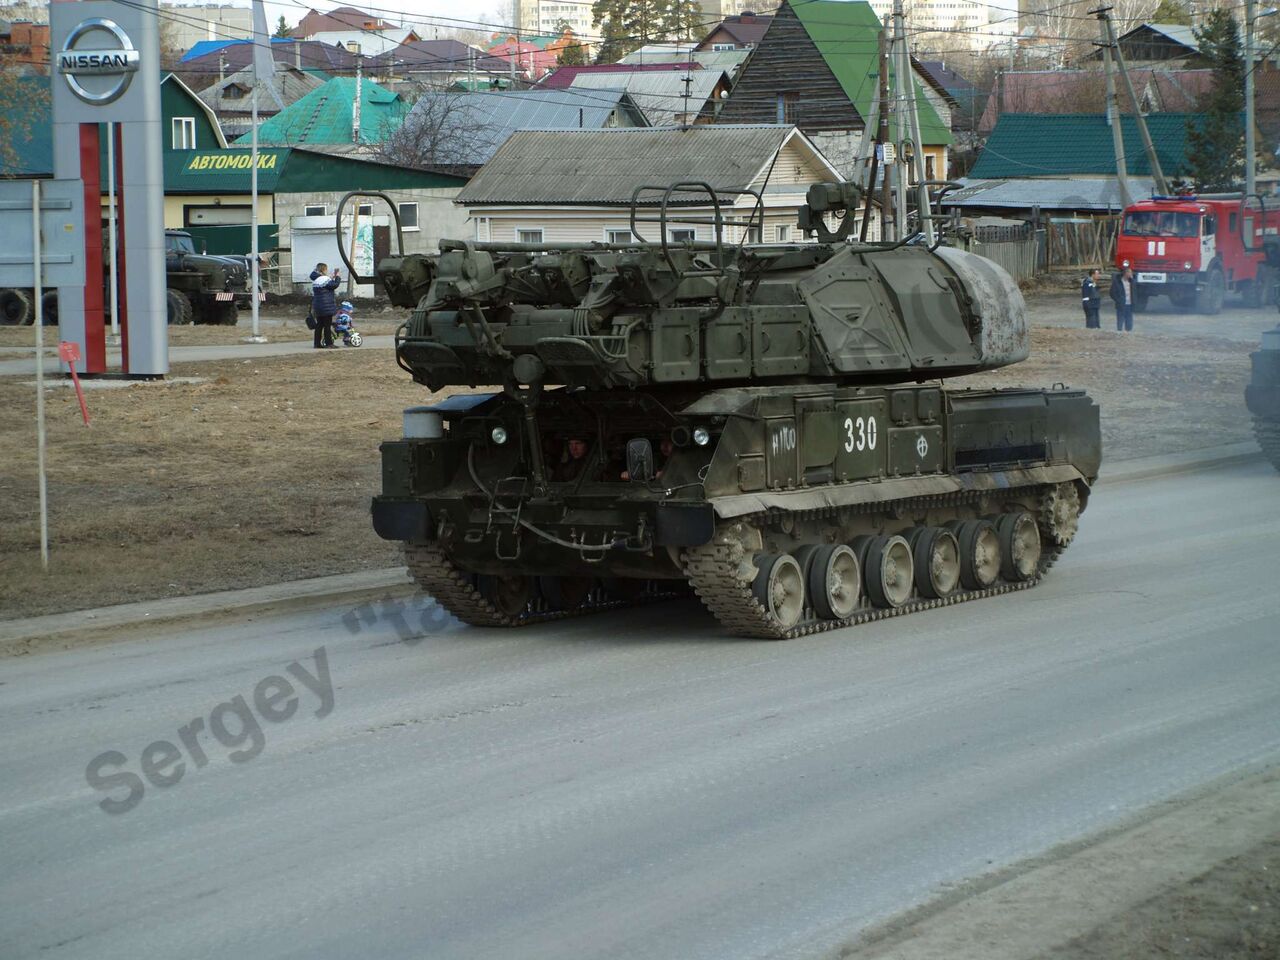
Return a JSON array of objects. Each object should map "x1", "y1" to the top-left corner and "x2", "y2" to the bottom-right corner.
[
  {"x1": 968, "y1": 113, "x2": 1221, "y2": 179},
  {"x1": 790, "y1": 0, "x2": 951, "y2": 146},
  {"x1": 237, "y1": 77, "x2": 407, "y2": 147}
]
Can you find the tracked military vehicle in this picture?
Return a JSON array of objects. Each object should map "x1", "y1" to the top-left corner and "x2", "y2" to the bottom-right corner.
[{"x1": 352, "y1": 183, "x2": 1101, "y2": 638}]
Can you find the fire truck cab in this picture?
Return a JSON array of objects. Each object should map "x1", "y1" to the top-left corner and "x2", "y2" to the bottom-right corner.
[{"x1": 1115, "y1": 195, "x2": 1280, "y2": 316}]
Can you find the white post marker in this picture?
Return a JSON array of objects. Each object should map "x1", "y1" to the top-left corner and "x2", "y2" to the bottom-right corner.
[{"x1": 32, "y1": 179, "x2": 49, "y2": 570}]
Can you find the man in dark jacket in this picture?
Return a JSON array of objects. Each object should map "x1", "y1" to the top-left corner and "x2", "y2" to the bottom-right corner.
[
  {"x1": 310, "y1": 262, "x2": 341, "y2": 348},
  {"x1": 1110, "y1": 266, "x2": 1135, "y2": 333},
  {"x1": 1081, "y1": 269, "x2": 1102, "y2": 328}
]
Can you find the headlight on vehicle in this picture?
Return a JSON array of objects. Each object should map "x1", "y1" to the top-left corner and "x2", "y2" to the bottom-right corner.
[
  {"x1": 1184, "y1": 261, "x2": 1192, "y2": 270},
  {"x1": 693, "y1": 426, "x2": 711, "y2": 447},
  {"x1": 1121, "y1": 259, "x2": 1130, "y2": 268},
  {"x1": 490, "y1": 425, "x2": 508, "y2": 445}
]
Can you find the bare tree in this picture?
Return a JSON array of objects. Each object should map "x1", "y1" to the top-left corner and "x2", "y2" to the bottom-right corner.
[
  {"x1": 0, "y1": 62, "x2": 49, "y2": 175},
  {"x1": 375, "y1": 82, "x2": 496, "y2": 172}
]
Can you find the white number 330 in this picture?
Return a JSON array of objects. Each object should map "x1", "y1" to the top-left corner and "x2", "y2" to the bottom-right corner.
[{"x1": 843, "y1": 415, "x2": 877, "y2": 453}]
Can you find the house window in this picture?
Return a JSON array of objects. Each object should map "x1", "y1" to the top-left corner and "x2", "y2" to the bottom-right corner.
[
  {"x1": 224, "y1": 83, "x2": 247, "y2": 100},
  {"x1": 517, "y1": 227, "x2": 544, "y2": 243},
  {"x1": 171, "y1": 117, "x2": 196, "y2": 150},
  {"x1": 746, "y1": 225, "x2": 762, "y2": 244},
  {"x1": 925, "y1": 155, "x2": 936, "y2": 181},
  {"x1": 474, "y1": 217, "x2": 491, "y2": 241},
  {"x1": 357, "y1": 203, "x2": 373, "y2": 217},
  {"x1": 606, "y1": 228, "x2": 634, "y2": 244},
  {"x1": 303, "y1": 204, "x2": 327, "y2": 217},
  {"x1": 712, "y1": 42, "x2": 735, "y2": 51},
  {"x1": 776, "y1": 91, "x2": 799, "y2": 124},
  {"x1": 776, "y1": 224, "x2": 790, "y2": 242},
  {"x1": 669, "y1": 228, "x2": 696, "y2": 243},
  {"x1": 399, "y1": 202, "x2": 419, "y2": 230}
]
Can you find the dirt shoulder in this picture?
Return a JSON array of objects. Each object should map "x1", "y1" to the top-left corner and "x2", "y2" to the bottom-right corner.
[
  {"x1": 0, "y1": 294, "x2": 1264, "y2": 621},
  {"x1": 842, "y1": 767, "x2": 1280, "y2": 960}
]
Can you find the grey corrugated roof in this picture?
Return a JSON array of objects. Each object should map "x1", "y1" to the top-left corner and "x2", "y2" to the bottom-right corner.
[
  {"x1": 1143, "y1": 23, "x2": 1198, "y2": 50},
  {"x1": 197, "y1": 66, "x2": 324, "y2": 115},
  {"x1": 941, "y1": 177, "x2": 1158, "y2": 212},
  {"x1": 457, "y1": 125, "x2": 793, "y2": 205},
  {"x1": 567, "y1": 70, "x2": 728, "y2": 127},
  {"x1": 401, "y1": 88, "x2": 647, "y2": 167}
]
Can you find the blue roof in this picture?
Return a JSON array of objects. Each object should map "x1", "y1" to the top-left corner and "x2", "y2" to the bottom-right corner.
[
  {"x1": 401, "y1": 88, "x2": 648, "y2": 167},
  {"x1": 181, "y1": 37, "x2": 294, "y2": 63}
]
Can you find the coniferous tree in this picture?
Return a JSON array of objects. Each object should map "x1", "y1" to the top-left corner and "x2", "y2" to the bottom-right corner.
[
  {"x1": 273, "y1": 16, "x2": 292, "y2": 39},
  {"x1": 1184, "y1": 9, "x2": 1245, "y2": 190},
  {"x1": 591, "y1": 0, "x2": 703, "y2": 64}
]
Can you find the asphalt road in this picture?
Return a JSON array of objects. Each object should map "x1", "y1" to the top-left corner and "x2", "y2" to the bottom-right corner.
[{"x1": 2, "y1": 461, "x2": 1278, "y2": 960}]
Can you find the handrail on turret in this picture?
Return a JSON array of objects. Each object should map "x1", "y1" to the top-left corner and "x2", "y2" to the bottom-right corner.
[{"x1": 628, "y1": 181, "x2": 765, "y2": 278}]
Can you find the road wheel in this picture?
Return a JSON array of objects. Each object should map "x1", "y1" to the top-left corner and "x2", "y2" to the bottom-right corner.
[
  {"x1": 995, "y1": 512, "x2": 1041, "y2": 581},
  {"x1": 0, "y1": 288, "x2": 31, "y2": 325},
  {"x1": 864, "y1": 535, "x2": 914, "y2": 608},
  {"x1": 166, "y1": 288, "x2": 193, "y2": 325},
  {"x1": 40, "y1": 291, "x2": 59, "y2": 326},
  {"x1": 807, "y1": 544, "x2": 860, "y2": 620},
  {"x1": 751, "y1": 553, "x2": 805, "y2": 630},
  {"x1": 950, "y1": 519, "x2": 1001, "y2": 590},
  {"x1": 477, "y1": 574, "x2": 534, "y2": 617},
  {"x1": 537, "y1": 575, "x2": 594, "y2": 611},
  {"x1": 1197, "y1": 266, "x2": 1225, "y2": 316},
  {"x1": 910, "y1": 526, "x2": 960, "y2": 599}
]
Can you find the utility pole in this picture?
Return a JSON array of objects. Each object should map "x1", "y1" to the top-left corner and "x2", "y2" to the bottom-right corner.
[
  {"x1": 861, "y1": 22, "x2": 890, "y2": 242},
  {"x1": 880, "y1": 14, "x2": 894, "y2": 242},
  {"x1": 899, "y1": 8, "x2": 932, "y2": 243},
  {"x1": 891, "y1": 0, "x2": 907, "y2": 238},
  {"x1": 1095, "y1": 7, "x2": 1132, "y2": 209},
  {"x1": 1101, "y1": 8, "x2": 1168, "y2": 194},
  {"x1": 1245, "y1": 2, "x2": 1279, "y2": 196}
]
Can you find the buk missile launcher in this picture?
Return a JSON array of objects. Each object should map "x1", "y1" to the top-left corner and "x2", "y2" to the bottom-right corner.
[{"x1": 351, "y1": 184, "x2": 1102, "y2": 638}]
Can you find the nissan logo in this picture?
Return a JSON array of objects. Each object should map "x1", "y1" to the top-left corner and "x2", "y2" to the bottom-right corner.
[{"x1": 57, "y1": 18, "x2": 140, "y2": 105}]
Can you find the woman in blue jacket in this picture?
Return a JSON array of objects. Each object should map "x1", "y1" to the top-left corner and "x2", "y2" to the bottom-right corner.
[{"x1": 310, "y1": 263, "x2": 342, "y2": 348}]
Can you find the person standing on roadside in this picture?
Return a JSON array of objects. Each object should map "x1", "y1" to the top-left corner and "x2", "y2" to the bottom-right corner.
[
  {"x1": 1081, "y1": 268, "x2": 1102, "y2": 329},
  {"x1": 1110, "y1": 265, "x2": 1135, "y2": 333},
  {"x1": 310, "y1": 262, "x2": 341, "y2": 348}
]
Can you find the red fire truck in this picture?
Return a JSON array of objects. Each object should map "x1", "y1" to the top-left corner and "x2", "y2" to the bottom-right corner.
[{"x1": 1114, "y1": 194, "x2": 1280, "y2": 315}]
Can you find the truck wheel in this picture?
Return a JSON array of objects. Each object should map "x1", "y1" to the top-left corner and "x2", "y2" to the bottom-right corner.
[
  {"x1": 1197, "y1": 267, "x2": 1225, "y2": 316},
  {"x1": 0, "y1": 288, "x2": 31, "y2": 325},
  {"x1": 1246, "y1": 266, "x2": 1276, "y2": 309},
  {"x1": 212, "y1": 301, "x2": 238, "y2": 325},
  {"x1": 40, "y1": 291, "x2": 59, "y2": 326},
  {"x1": 166, "y1": 288, "x2": 193, "y2": 325}
]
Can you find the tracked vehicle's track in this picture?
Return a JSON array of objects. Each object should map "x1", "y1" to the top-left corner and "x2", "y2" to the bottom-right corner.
[
  {"x1": 407, "y1": 483, "x2": 1077, "y2": 637},
  {"x1": 1254, "y1": 417, "x2": 1280, "y2": 472},
  {"x1": 404, "y1": 542, "x2": 684, "y2": 627},
  {"x1": 682, "y1": 485, "x2": 1069, "y2": 640}
]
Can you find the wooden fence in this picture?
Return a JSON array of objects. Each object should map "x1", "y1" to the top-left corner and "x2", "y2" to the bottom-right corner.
[
  {"x1": 968, "y1": 232, "x2": 1041, "y2": 281},
  {"x1": 1045, "y1": 217, "x2": 1121, "y2": 270}
]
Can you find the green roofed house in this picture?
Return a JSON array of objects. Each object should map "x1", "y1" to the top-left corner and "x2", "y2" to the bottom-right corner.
[
  {"x1": 237, "y1": 76, "x2": 408, "y2": 148},
  {"x1": 967, "y1": 113, "x2": 1216, "y2": 180},
  {"x1": 716, "y1": 0, "x2": 954, "y2": 180}
]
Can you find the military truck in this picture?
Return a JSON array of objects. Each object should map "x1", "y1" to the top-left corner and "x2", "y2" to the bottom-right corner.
[
  {"x1": 0, "y1": 229, "x2": 250, "y2": 327},
  {"x1": 355, "y1": 182, "x2": 1102, "y2": 638}
]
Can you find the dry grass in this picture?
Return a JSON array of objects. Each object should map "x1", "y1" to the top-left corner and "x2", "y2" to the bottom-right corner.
[{"x1": 0, "y1": 320, "x2": 1257, "y2": 621}]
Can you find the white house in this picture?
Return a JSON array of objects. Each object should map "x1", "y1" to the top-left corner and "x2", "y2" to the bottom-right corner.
[{"x1": 457, "y1": 125, "x2": 879, "y2": 247}]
